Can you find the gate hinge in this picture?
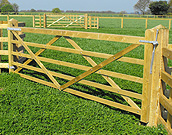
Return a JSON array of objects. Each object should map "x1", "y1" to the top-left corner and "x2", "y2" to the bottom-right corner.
[
  {"x1": 139, "y1": 29, "x2": 159, "y2": 74},
  {"x1": 8, "y1": 65, "x2": 15, "y2": 69},
  {"x1": 7, "y1": 27, "x2": 21, "y2": 31}
]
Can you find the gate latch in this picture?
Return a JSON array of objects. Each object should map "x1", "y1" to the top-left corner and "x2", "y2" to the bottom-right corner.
[{"x1": 139, "y1": 29, "x2": 159, "y2": 74}]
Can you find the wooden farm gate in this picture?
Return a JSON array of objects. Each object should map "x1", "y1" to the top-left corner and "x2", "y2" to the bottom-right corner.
[
  {"x1": 33, "y1": 14, "x2": 99, "y2": 29},
  {"x1": 4, "y1": 19, "x2": 172, "y2": 134}
]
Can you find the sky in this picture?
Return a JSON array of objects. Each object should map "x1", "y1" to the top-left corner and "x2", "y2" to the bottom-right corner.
[{"x1": 8, "y1": 0, "x2": 168, "y2": 13}]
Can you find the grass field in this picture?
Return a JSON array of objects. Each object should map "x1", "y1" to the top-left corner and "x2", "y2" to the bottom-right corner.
[{"x1": 0, "y1": 16, "x2": 170, "y2": 134}]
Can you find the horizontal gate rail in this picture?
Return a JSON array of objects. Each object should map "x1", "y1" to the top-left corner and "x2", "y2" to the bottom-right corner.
[{"x1": 17, "y1": 27, "x2": 145, "y2": 44}]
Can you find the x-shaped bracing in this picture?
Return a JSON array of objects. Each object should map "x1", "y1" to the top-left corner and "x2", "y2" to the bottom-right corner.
[{"x1": 12, "y1": 30, "x2": 141, "y2": 109}]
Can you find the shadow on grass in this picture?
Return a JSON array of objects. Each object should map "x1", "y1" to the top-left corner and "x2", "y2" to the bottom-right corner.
[{"x1": 15, "y1": 63, "x2": 142, "y2": 119}]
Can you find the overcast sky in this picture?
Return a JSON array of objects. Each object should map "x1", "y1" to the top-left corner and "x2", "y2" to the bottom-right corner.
[{"x1": 8, "y1": 0, "x2": 168, "y2": 13}]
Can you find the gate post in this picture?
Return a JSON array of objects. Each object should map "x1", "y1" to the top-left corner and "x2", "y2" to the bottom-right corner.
[
  {"x1": 145, "y1": 25, "x2": 169, "y2": 126},
  {"x1": 141, "y1": 28, "x2": 154, "y2": 123},
  {"x1": 8, "y1": 20, "x2": 14, "y2": 73}
]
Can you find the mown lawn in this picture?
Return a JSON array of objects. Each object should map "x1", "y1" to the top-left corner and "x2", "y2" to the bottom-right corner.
[{"x1": 0, "y1": 16, "x2": 170, "y2": 134}]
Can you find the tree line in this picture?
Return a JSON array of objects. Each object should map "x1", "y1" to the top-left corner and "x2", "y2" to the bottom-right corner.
[
  {"x1": 0, "y1": 0, "x2": 19, "y2": 14},
  {"x1": 134, "y1": 0, "x2": 172, "y2": 15}
]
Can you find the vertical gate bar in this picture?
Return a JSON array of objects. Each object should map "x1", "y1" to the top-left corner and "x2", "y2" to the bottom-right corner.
[
  {"x1": 33, "y1": 15, "x2": 35, "y2": 27},
  {"x1": 141, "y1": 29, "x2": 154, "y2": 123},
  {"x1": 84, "y1": 14, "x2": 88, "y2": 29},
  {"x1": 39, "y1": 14, "x2": 41, "y2": 28}
]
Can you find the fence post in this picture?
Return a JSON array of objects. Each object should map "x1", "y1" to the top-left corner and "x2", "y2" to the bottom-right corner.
[
  {"x1": 148, "y1": 26, "x2": 169, "y2": 126},
  {"x1": 84, "y1": 14, "x2": 88, "y2": 29},
  {"x1": 43, "y1": 13, "x2": 46, "y2": 28},
  {"x1": 97, "y1": 17, "x2": 99, "y2": 29},
  {"x1": 39, "y1": 14, "x2": 42, "y2": 28},
  {"x1": 121, "y1": 17, "x2": 123, "y2": 28},
  {"x1": 145, "y1": 18, "x2": 148, "y2": 29},
  {"x1": 141, "y1": 28, "x2": 154, "y2": 123},
  {"x1": 7, "y1": 15, "x2": 9, "y2": 21},
  {"x1": 33, "y1": 15, "x2": 35, "y2": 27},
  {"x1": 169, "y1": 19, "x2": 171, "y2": 29}
]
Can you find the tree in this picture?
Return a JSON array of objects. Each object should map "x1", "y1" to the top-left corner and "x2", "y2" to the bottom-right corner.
[
  {"x1": 149, "y1": 1, "x2": 170, "y2": 15},
  {"x1": 12, "y1": 3, "x2": 19, "y2": 13},
  {"x1": 134, "y1": 0, "x2": 151, "y2": 15},
  {"x1": 168, "y1": 0, "x2": 172, "y2": 13},
  {"x1": 1, "y1": 4, "x2": 14, "y2": 13},
  {"x1": 0, "y1": 0, "x2": 10, "y2": 8},
  {"x1": 30, "y1": 8, "x2": 36, "y2": 12},
  {"x1": 52, "y1": 8, "x2": 61, "y2": 13}
]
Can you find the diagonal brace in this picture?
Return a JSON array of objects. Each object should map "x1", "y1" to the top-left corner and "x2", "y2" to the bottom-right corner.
[
  {"x1": 60, "y1": 44, "x2": 140, "y2": 90},
  {"x1": 14, "y1": 35, "x2": 61, "y2": 73},
  {"x1": 12, "y1": 31, "x2": 60, "y2": 89},
  {"x1": 65, "y1": 36, "x2": 140, "y2": 109}
]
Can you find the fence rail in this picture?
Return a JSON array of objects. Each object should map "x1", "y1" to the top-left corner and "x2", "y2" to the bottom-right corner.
[{"x1": 1, "y1": 19, "x2": 172, "y2": 134}]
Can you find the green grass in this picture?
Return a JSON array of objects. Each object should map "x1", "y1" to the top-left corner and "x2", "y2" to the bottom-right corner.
[{"x1": 0, "y1": 17, "x2": 170, "y2": 134}]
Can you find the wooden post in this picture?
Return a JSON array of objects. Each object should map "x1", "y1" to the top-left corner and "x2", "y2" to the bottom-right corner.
[
  {"x1": 145, "y1": 18, "x2": 148, "y2": 29},
  {"x1": 97, "y1": 17, "x2": 99, "y2": 29},
  {"x1": 141, "y1": 29, "x2": 154, "y2": 123},
  {"x1": 33, "y1": 15, "x2": 35, "y2": 27},
  {"x1": 148, "y1": 27, "x2": 169, "y2": 126},
  {"x1": 8, "y1": 20, "x2": 14, "y2": 73},
  {"x1": 84, "y1": 14, "x2": 88, "y2": 29},
  {"x1": 43, "y1": 13, "x2": 46, "y2": 28},
  {"x1": 121, "y1": 18, "x2": 123, "y2": 28},
  {"x1": 169, "y1": 19, "x2": 171, "y2": 29},
  {"x1": 39, "y1": 15, "x2": 42, "y2": 28},
  {"x1": 7, "y1": 15, "x2": 9, "y2": 21}
]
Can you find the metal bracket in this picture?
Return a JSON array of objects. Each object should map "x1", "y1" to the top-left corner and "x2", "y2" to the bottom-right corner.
[
  {"x1": 8, "y1": 65, "x2": 15, "y2": 69},
  {"x1": 7, "y1": 27, "x2": 21, "y2": 31},
  {"x1": 139, "y1": 29, "x2": 159, "y2": 74}
]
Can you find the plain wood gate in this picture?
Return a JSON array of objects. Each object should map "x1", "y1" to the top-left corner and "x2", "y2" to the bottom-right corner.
[
  {"x1": 1, "y1": 19, "x2": 172, "y2": 134},
  {"x1": 33, "y1": 14, "x2": 99, "y2": 29}
]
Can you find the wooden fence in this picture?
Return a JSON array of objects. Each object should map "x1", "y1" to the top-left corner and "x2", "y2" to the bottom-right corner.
[
  {"x1": 33, "y1": 14, "x2": 99, "y2": 29},
  {"x1": 100, "y1": 17, "x2": 172, "y2": 29},
  {"x1": 1, "y1": 19, "x2": 172, "y2": 134}
]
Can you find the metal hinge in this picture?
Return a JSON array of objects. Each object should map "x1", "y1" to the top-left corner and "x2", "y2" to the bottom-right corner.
[
  {"x1": 8, "y1": 65, "x2": 15, "y2": 69},
  {"x1": 7, "y1": 27, "x2": 21, "y2": 31},
  {"x1": 139, "y1": 29, "x2": 159, "y2": 74}
]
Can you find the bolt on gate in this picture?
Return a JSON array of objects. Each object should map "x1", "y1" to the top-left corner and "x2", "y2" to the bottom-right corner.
[{"x1": 1, "y1": 19, "x2": 172, "y2": 134}]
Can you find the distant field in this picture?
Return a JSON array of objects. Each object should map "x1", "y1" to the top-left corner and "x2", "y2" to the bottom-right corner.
[{"x1": 0, "y1": 14, "x2": 171, "y2": 134}]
